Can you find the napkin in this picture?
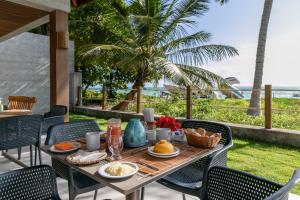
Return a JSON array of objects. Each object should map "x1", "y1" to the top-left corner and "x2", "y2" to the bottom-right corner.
[{"x1": 69, "y1": 151, "x2": 107, "y2": 162}]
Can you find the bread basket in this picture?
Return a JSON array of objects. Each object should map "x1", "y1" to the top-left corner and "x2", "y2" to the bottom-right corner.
[{"x1": 184, "y1": 129, "x2": 221, "y2": 148}]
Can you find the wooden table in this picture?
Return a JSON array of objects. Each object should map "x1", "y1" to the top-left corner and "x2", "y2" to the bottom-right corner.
[
  {"x1": 41, "y1": 144, "x2": 222, "y2": 200},
  {"x1": 0, "y1": 110, "x2": 32, "y2": 118}
]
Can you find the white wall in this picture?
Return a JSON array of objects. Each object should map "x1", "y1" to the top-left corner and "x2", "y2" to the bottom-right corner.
[{"x1": 0, "y1": 32, "x2": 75, "y2": 113}]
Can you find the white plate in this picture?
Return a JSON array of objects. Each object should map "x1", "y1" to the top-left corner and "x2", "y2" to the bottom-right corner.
[
  {"x1": 147, "y1": 146, "x2": 180, "y2": 158},
  {"x1": 98, "y1": 162, "x2": 139, "y2": 179},
  {"x1": 49, "y1": 142, "x2": 81, "y2": 153}
]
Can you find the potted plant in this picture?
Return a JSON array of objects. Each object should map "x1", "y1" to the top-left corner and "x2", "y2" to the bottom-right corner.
[{"x1": 155, "y1": 116, "x2": 181, "y2": 141}]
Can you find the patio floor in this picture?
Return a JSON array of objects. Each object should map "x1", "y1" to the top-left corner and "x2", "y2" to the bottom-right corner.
[{"x1": 1, "y1": 140, "x2": 300, "y2": 200}]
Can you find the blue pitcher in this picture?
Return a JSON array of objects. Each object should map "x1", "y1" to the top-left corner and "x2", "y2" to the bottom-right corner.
[{"x1": 124, "y1": 118, "x2": 146, "y2": 147}]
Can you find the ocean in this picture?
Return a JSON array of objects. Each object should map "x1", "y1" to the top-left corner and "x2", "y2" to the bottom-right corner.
[{"x1": 90, "y1": 86, "x2": 300, "y2": 99}]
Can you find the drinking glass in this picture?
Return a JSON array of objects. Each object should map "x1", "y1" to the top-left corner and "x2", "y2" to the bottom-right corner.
[
  {"x1": 107, "y1": 118, "x2": 122, "y2": 136},
  {"x1": 108, "y1": 134, "x2": 123, "y2": 160}
]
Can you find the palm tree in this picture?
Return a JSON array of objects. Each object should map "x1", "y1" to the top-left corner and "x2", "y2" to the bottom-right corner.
[
  {"x1": 81, "y1": 0, "x2": 239, "y2": 111},
  {"x1": 247, "y1": 0, "x2": 273, "y2": 116},
  {"x1": 215, "y1": 0, "x2": 274, "y2": 116}
]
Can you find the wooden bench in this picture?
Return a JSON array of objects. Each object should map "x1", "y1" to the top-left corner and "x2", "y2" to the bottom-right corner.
[{"x1": 8, "y1": 96, "x2": 37, "y2": 110}]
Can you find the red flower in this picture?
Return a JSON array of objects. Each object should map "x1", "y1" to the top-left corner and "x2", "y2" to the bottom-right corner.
[{"x1": 155, "y1": 116, "x2": 181, "y2": 131}]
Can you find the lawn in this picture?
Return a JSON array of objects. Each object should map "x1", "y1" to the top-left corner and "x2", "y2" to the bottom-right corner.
[
  {"x1": 86, "y1": 95, "x2": 300, "y2": 131},
  {"x1": 70, "y1": 112, "x2": 300, "y2": 194}
]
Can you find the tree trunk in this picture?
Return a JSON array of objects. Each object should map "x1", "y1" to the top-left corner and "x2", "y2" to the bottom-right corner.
[
  {"x1": 111, "y1": 81, "x2": 143, "y2": 111},
  {"x1": 247, "y1": 0, "x2": 273, "y2": 116}
]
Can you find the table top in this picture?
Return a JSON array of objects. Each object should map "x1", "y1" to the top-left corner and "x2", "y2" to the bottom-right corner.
[
  {"x1": 0, "y1": 109, "x2": 32, "y2": 117},
  {"x1": 41, "y1": 144, "x2": 222, "y2": 195}
]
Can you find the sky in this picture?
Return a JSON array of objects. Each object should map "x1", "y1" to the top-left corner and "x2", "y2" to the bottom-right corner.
[{"x1": 197, "y1": 0, "x2": 300, "y2": 87}]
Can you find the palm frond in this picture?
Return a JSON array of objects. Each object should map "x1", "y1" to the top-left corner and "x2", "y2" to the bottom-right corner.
[
  {"x1": 177, "y1": 64, "x2": 229, "y2": 89},
  {"x1": 79, "y1": 44, "x2": 127, "y2": 57},
  {"x1": 216, "y1": 0, "x2": 229, "y2": 5},
  {"x1": 159, "y1": 31, "x2": 212, "y2": 52},
  {"x1": 166, "y1": 44, "x2": 238, "y2": 66},
  {"x1": 156, "y1": 0, "x2": 209, "y2": 42},
  {"x1": 151, "y1": 57, "x2": 193, "y2": 86}
]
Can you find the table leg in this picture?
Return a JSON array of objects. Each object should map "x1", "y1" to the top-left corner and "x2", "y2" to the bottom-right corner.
[{"x1": 126, "y1": 189, "x2": 141, "y2": 200}]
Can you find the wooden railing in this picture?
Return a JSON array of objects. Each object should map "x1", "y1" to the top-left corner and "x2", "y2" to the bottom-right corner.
[{"x1": 78, "y1": 84, "x2": 300, "y2": 130}]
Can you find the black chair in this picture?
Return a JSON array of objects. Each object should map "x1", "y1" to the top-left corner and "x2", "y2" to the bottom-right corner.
[
  {"x1": 42, "y1": 105, "x2": 67, "y2": 135},
  {"x1": 17, "y1": 106, "x2": 67, "y2": 165},
  {"x1": 201, "y1": 166, "x2": 300, "y2": 200},
  {"x1": 0, "y1": 114, "x2": 43, "y2": 166},
  {"x1": 45, "y1": 120, "x2": 104, "y2": 200},
  {"x1": 0, "y1": 165, "x2": 61, "y2": 200},
  {"x1": 44, "y1": 105, "x2": 67, "y2": 118},
  {"x1": 150, "y1": 120, "x2": 233, "y2": 199}
]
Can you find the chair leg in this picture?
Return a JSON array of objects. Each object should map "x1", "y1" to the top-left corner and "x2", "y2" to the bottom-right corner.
[
  {"x1": 182, "y1": 193, "x2": 186, "y2": 200},
  {"x1": 68, "y1": 188, "x2": 76, "y2": 200},
  {"x1": 34, "y1": 146, "x2": 37, "y2": 166},
  {"x1": 17, "y1": 147, "x2": 21, "y2": 160},
  {"x1": 38, "y1": 147, "x2": 42, "y2": 165},
  {"x1": 29, "y1": 145, "x2": 33, "y2": 167},
  {"x1": 68, "y1": 179, "x2": 77, "y2": 200},
  {"x1": 141, "y1": 187, "x2": 145, "y2": 200},
  {"x1": 93, "y1": 190, "x2": 98, "y2": 200}
]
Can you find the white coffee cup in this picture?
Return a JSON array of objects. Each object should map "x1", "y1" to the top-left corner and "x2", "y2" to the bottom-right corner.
[
  {"x1": 86, "y1": 132, "x2": 100, "y2": 151},
  {"x1": 157, "y1": 128, "x2": 171, "y2": 141}
]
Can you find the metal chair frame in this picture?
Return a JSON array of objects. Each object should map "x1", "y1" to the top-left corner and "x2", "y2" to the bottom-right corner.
[
  {"x1": 0, "y1": 165, "x2": 61, "y2": 200},
  {"x1": 45, "y1": 120, "x2": 103, "y2": 200},
  {"x1": 0, "y1": 114, "x2": 43, "y2": 167},
  {"x1": 202, "y1": 166, "x2": 300, "y2": 200},
  {"x1": 148, "y1": 120, "x2": 233, "y2": 199}
]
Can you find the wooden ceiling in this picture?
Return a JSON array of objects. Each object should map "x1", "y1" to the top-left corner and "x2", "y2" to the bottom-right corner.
[{"x1": 0, "y1": 0, "x2": 49, "y2": 38}]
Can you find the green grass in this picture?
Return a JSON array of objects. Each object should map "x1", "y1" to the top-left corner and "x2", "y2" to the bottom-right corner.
[
  {"x1": 70, "y1": 112, "x2": 300, "y2": 195},
  {"x1": 125, "y1": 97, "x2": 300, "y2": 131},
  {"x1": 228, "y1": 138, "x2": 300, "y2": 194}
]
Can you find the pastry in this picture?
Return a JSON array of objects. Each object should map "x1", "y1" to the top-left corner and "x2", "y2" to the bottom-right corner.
[
  {"x1": 153, "y1": 140, "x2": 174, "y2": 154},
  {"x1": 196, "y1": 128, "x2": 206, "y2": 135}
]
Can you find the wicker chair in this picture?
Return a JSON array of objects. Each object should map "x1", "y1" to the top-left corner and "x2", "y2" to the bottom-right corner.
[
  {"x1": 149, "y1": 120, "x2": 233, "y2": 199},
  {"x1": 7, "y1": 96, "x2": 37, "y2": 110},
  {"x1": 0, "y1": 165, "x2": 61, "y2": 200},
  {"x1": 45, "y1": 120, "x2": 104, "y2": 200},
  {"x1": 201, "y1": 166, "x2": 300, "y2": 200},
  {"x1": 0, "y1": 114, "x2": 43, "y2": 166}
]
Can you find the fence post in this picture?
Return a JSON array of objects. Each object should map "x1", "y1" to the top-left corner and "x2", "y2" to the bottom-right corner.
[
  {"x1": 265, "y1": 84, "x2": 272, "y2": 129},
  {"x1": 137, "y1": 86, "x2": 142, "y2": 113},
  {"x1": 77, "y1": 86, "x2": 82, "y2": 106},
  {"x1": 186, "y1": 85, "x2": 192, "y2": 119},
  {"x1": 102, "y1": 84, "x2": 107, "y2": 110}
]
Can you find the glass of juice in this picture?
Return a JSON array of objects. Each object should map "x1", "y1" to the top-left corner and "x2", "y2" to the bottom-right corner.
[{"x1": 106, "y1": 118, "x2": 122, "y2": 152}]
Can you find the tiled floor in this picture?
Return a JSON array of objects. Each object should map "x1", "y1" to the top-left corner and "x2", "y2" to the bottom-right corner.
[{"x1": 0, "y1": 147, "x2": 299, "y2": 200}]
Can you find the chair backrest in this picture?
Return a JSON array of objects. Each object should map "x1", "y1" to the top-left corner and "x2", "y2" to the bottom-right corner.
[
  {"x1": 0, "y1": 114, "x2": 43, "y2": 150},
  {"x1": 266, "y1": 168, "x2": 300, "y2": 200},
  {"x1": 8, "y1": 96, "x2": 37, "y2": 110},
  {"x1": 0, "y1": 165, "x2": 61, "y2": 200},
  {"x1": 181, "y1": 120, "x2": 232, "y2": 146},
  {"x1": 203, "y1": 166, "x2": 300, "y2": 200},
  {"x1": 45, "y1": 120, "x2": 101, "y2": 145},
  {"x1": 49, "y1": 105, "x2": 68, "y2": 117}
]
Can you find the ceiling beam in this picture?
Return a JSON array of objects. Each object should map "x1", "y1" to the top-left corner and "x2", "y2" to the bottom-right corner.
[
  {"x1": 6, "y1": 0, "x2": 70, "y2": 13},
  {"x1": 0, "y1": 15, "x2": 49, "y2": 43}
]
